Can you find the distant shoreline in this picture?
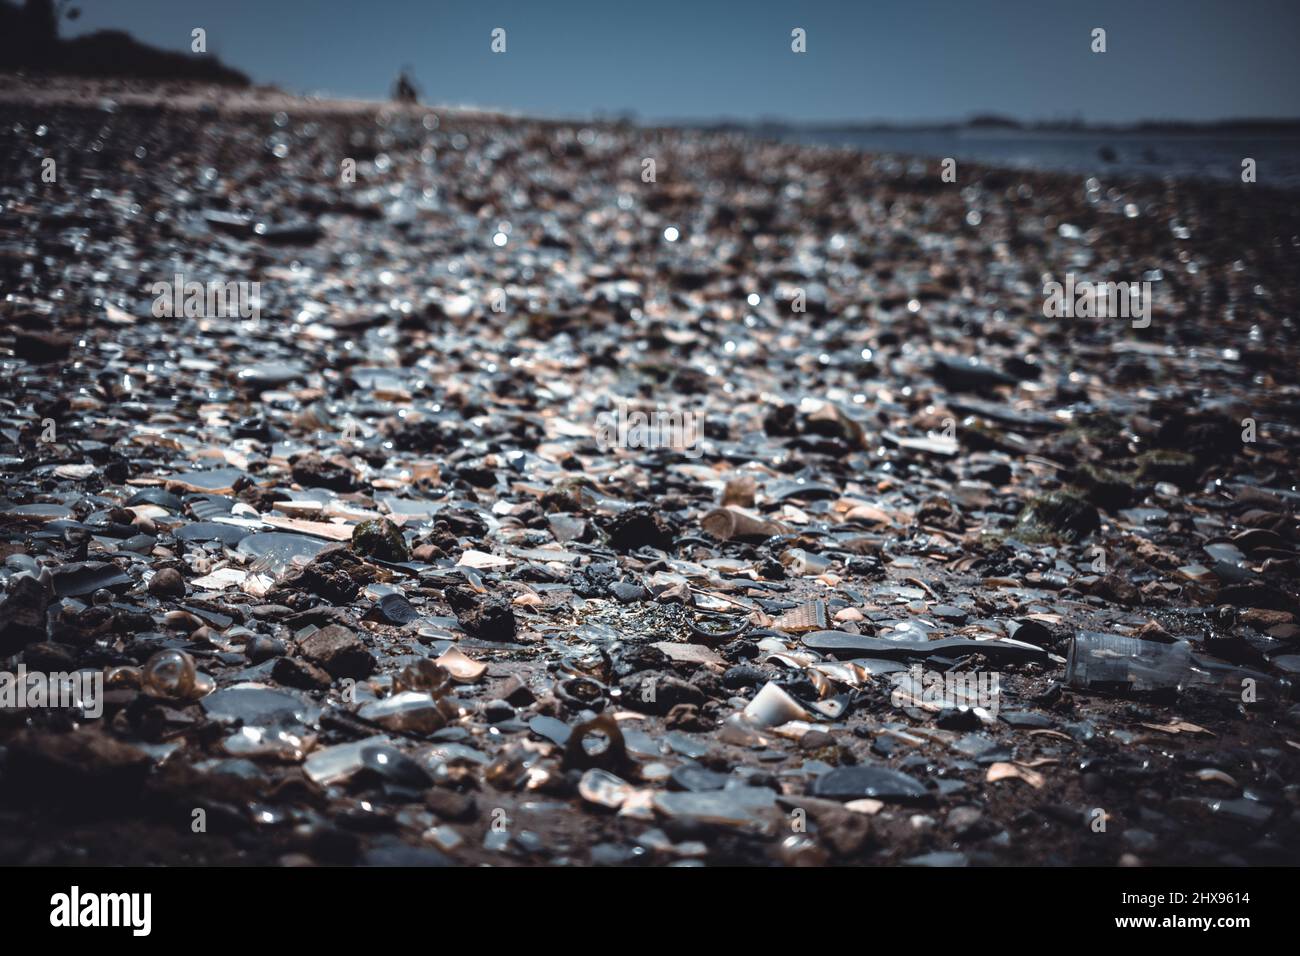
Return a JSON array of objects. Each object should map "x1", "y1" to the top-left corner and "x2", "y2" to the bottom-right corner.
[
  {"x1": 678, "y1": 117, "x2": 1300, "y2": 137},
  {"x1": 3, "y1": 75, "x2": 1295, "y2": 189}
]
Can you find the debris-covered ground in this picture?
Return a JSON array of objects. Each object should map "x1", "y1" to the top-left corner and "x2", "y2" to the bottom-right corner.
[{"x1": 2, "y1": 79, "x2": 1299, "y2": 867}]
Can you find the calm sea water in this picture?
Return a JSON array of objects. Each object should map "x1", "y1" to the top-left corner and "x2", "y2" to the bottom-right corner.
[{"x1": 776, "y1": 127, "x2": 1300, "y2": 190}]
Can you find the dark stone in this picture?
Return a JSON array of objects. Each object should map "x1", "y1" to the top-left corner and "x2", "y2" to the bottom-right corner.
[
  {"x1": 603, "y1": 506, "x2": 675, "y2": 553},
  {"x1": 933, "y1": 356, "x2": 1017, "y2": 392},
  {"x1": 12, "y1": 329, "x2": 73, "y2": 363},
  {"x1": 147, "y1": 567, "x2": 185, "y2": 598},
  {"x1": 0, "y1": 574, "x2": 50, "y2": 651},
  {"x1": 494, "y1": 676, "x2": 536, "y2": 707},
  {"x1": 1014, "y1": 490, "x2": 1100, "y2": 543},
  {"x1": 445, "y1": 586, "x2": 516, "y2": 641},
  {"x1": 245, "y1": 635, "x2": 286, "y2": 664},
  {"x1": 425, "y1": 787, "x2": 478, "y2": 822},
  {"x1": 483, "y1": 699, "x2": 515, "y2": 723},
  {"x1": 777, "y1": 795, "x2": 873, "y2": 857},
  {"x1": 609, "y1": 580, "x2": 649, "y2": 603},
  {"x1": 902, "y1": 851, "x2": 968, "y2": 867},
  {"x1": 351, "y1": 518, "x2": 410, "y2": 562},
  {"x1": 290, "y1": 453, "x2": 357, "y2": 492},
  {"x1": 618, "y1": 674, "x2": 706, "y2": 715},
  {"x1": 936, "y1": 707, "x2": 982, "y2": 730},
  {"x1": 968, "y1": 461, "x2": 1013, "y2": 485},
  {"x1": 255, "y1": 220, "x2": 323, "y2": 246},
  {"x1": 21, "y1": 640, "x2": 77, "y2": 670},
  {"x1": 665, "y1": 702, "x2": 709, "y2": 731},
  {"x1": 810, "y1": 763, "x2": 930, "y2": 803},
  {"x1": 1073, "y1": 462, "x2": 1135, "y2": 510},
  {"x1": 359, "y1": 745, "x2": 433, "y2": 788},
  {"x1": 722, "y1": 664, "x2": 768, "y2": 689},
  {"x1": 296, "y1": 625, "x2": 374, "y2": 679},
  {"x1": 5, "y1": 729, "x2": 151, "y2": 808},
  {"x1": 274, "y1": 546, "x2": 367, "y2": 604},
  {"x1": 375, "y1": 592, "x2": 419, "y2": 625},
  {"x1": 232, "y1": 415, "x2": 275, "y2": 441},
  {"x1": 126, "y1": 489, "x2": 184, "y2": 511},
  {"x1": 306, "y1": 825, "x2": 362, "y2": 864},
  {"x1": 1090, "y1": 572, "x2": 1140, "y2": 606}
]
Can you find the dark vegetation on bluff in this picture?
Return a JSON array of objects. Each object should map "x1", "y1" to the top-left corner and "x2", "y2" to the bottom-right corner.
[{"x1": 0, "y1": 0, "x2": 249, "y2": 85}]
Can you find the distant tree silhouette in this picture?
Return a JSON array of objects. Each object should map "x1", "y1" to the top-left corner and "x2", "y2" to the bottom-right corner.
[{"x1": 0, "y1": 0, "x2": 249, "y2": 84}]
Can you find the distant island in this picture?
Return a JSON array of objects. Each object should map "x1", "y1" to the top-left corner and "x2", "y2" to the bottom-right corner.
[{"x1": 683, "y1": 114, "x2": 1300, "y2": 136}]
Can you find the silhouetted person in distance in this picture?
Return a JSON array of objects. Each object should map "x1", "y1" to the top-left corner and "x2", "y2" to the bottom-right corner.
[{"x1": 393, "y1": 68, "x2": 419, "y2": 105}]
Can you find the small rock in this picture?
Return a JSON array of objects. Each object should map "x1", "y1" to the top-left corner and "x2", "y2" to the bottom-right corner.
[
  {"x1": 1015, "y1": 490, "x2": 1100, "y2": 543},
  {"x1": 619, "y1": 674, "x2": 706, "y2": 715},
  {"x1": 245, "y1": 635, "x2": 287, "y2": 663},
  {"x1": 0, "y1": 574, "x2": 50, "y2": 652},
  {"x1": 272, "y1": 655, "x2": 333, "y2": 690},
  {"x1": 722, "y1": 664, "x2": 767, "y2": 689},
  {"x1": 148, "y1": 567, "x2": 186, "y2": 598},
  {"x1": 933, "y1": 356, "x2": 1016, "y2": 392},
  {"x1": 609, "y1": 581, "x2": 648, "y2": 603},
  {"x1": 351, "y1": 518, "x2": 410, "y2": 563},
  {"x1": 21, "y1": 640, "x2": 78, "y2": 671},
  {"x1": 297, "y1": 624, "x2": 375, "y2": 679},
  {"x1": 445, "y1": 586, "x2": 516, "y2": 641},
  {"x1": 603, "y1": 506, "x2": 675, "y2": 553},
  {"x1": 12, "y1": 328, "x2": 73, "y2": 363},
  {"x1": 5, "y1": 728, "x2": 150, "y2": 806},
  {"x1": 426, "y1": 788, "x2": 478, "y2": 822},
  {"x1": 493, "y1": 676, "x2": 536, "y2": 707},
  {"x1": 665, "y1": 703, "x2": 709, "y2": 731},
  {"x1": 483, "y1": 699, "x2": 515, "y2": 723},
  {"x1": 290, "y1": 453, "x2": 357, "y2": 492}
]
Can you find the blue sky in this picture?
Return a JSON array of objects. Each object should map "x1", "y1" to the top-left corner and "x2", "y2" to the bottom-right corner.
[{"x1": 67, "y1": 0, "x2": 1300, "y2": 122}]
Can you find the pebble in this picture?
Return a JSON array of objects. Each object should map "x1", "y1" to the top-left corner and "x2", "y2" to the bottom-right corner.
[
  {"x1": 148, "y1": 567, "x2": 186, "y2": 598},
  {"x1": 297, "y1": 625, "x2": 376, "y2": 679}
]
